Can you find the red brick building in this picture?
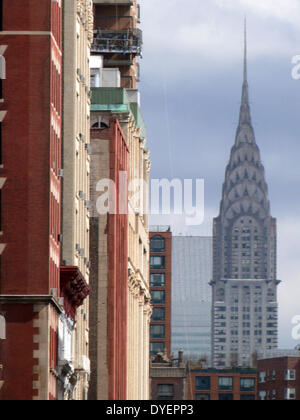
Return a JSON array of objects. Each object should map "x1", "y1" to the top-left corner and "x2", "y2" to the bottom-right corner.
[
  {"x1": 0, "y1": 0, "x2": 90, "y2": 400},
  {"x1": 187, "y1": 367, "x2": 257, "y2": 400},
  {"x1": 149, "y1": 227, "x2": 172, "y2": 358},
  {"x1": 257, "y1": 353, "x2": 300, "y2": 400},
  {"x1": 150, "y1": 351, "x2": 187, "y2": 400},
  {"x1": 89, "y1": 118, "x2": 129, "y2": 400}
]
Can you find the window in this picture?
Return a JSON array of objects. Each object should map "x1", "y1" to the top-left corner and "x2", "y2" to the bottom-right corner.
[
  {"x1": 259, "y1": 391, "x2": 266, "y2": 401},
  {"x1": 240, "y1": 378, "x2": 255, "y2": 392},
  {"x1": 150, "y1": 236, "x2": 165, "y2": 253},
  {"x1": 0, "y1": 314, "x2": 5, "y2": 339},
  {"x1": 195, "y1": 394, "x2": 210, "y2": 401},
  {"x1": 195, "y1": 376, "x2": 210, "y2": 391},
  {"x1": 152, "y1": 307, "x2": 165, "y2": 322},
  {"x1": 267, "y1": 307, "x2": 277, "y2": 313},
  {"x1": 285, "y1": 388, "x2": 296, "y2": 400},
  {"x1": 150, "y1": 325, "x2": 165, "y2": 339},
  {"x1": 240, "y1": 395, "x2": 255, "y2": 400},
  {"x1": 150, "y1": 273, "x2": 165, "y2": 287},
  {"x1": 215, "y1": 306, "x2": 226, "y2": 312},
  {"x1": 219, "y1": 394, "x2": 233, "y2": 401},
  {"x1": 151, "y1": 290, "x2": 165, "y2": 304},
  {"x1": 218, "y1": 377, "x2": 233, "y2": 391},
  {"x1": 285, "y1": 369, "x2": 296, "y2": 381},
  {"x1": 157, "y1": 384, "x2": 174, "y2": 400},
  {"x1": 150, "y1": 342, "x2": 164, "y2": 356},
  {"x1": 150, "y1": 256, "x2": 165, "y2": 269}
]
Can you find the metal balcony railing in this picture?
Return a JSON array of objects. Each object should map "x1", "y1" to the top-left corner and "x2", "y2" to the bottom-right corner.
[{"x1": 92, "y1": 29, "x2": 143, "y2": 55}]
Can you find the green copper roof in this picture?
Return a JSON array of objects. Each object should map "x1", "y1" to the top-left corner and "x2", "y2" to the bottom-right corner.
[{"x1": 91, "y1": 87, "x2": 147, "y2": 139}]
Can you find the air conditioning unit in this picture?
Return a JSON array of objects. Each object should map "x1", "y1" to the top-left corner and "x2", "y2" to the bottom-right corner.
[
  {"x1": 77, "y1": 355, "x2": 90, "y2": 374},
  {"x1": 58, "y1": 169, "x2": 64, "y2": 178}
]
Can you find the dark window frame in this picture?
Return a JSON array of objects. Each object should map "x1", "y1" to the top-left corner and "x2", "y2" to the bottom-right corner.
[
  {"x1": 150, "y1": 256, "x2": 166, "y2": 269},
  {"x1": 150, "y1": 235, "x2": 166, "y2": 253},
  {"x1": 195, "y1": 376, "x2": 211, "y2": 391},
  {"x1": 150, "y1": 290, "x2": 165, "y2": 304},
  {"x1": 150, "y1": 324, "x2": 165, "y2": 339},
  {"x1": 150, "y1": 273, "x2": 165, "y2": 287}
]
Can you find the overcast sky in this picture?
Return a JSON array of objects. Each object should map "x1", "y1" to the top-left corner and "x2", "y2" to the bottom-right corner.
[{"x1": 139, "y1": 0, "x2": 300, "y2": 348}]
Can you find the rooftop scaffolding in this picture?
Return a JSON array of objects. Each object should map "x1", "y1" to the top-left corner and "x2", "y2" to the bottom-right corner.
[{"x1": 91, "y1": 29, "x2": 143, "y2": 55}]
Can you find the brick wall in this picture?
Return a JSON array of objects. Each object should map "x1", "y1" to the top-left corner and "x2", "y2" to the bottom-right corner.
[
  {"x1": 257, "y1": 357, "x2": 300, "y2": 400},
  {"x1": 0, "y1": 0, "x2": 63, "y2": 400},
  {"x1": 150, "y1": 231, "x2": 172, "y2": 358}
]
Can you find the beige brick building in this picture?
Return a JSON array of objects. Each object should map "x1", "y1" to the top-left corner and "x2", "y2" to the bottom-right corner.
[
  {"x1": 61, "y1": 0, "x2": 94, "y2": 400},
  {"x1": 124, "y1": 113, "x2": 152, "y2": 400}
]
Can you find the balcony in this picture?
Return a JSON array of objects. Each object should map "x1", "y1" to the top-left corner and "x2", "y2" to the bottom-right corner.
[{"x1": 92, "y1": 29, "x2": 142, "y2": 56}]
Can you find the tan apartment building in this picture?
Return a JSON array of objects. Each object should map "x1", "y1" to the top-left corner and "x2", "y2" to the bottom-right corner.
[
  {"x1": 61, "y1": 0, "x2": 94, "y2": 400},
  {"x1": 125, "y1": 103, "x2": 151, "y2": 401}
]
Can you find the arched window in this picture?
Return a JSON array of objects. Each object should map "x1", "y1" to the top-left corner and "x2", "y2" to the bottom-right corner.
[
  {"x1": 150, "y1": 235, "x2": 165, "y2": 253},
  {"x1": 91, "y1": 121, "x2": 109, "y2": 129},
  {"x1": 0, "y1": 315, "x2": 6, "y2": 340}
]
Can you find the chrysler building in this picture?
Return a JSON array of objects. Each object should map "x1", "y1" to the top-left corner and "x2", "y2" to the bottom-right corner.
[{"x1": 211, "y1": 24, "x2": 280, "y2": 368}]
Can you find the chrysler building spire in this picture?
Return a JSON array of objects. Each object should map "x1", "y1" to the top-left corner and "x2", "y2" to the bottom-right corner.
[
  {"x1": 243, "y1": 18, "x2": 247, "y2": 84},
  {"x1": 239, "y1": 19, "x2": 252, "y2": 128},
  {"x1": 211, "y1": 23, "x2": 279, "y2": 369}
]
